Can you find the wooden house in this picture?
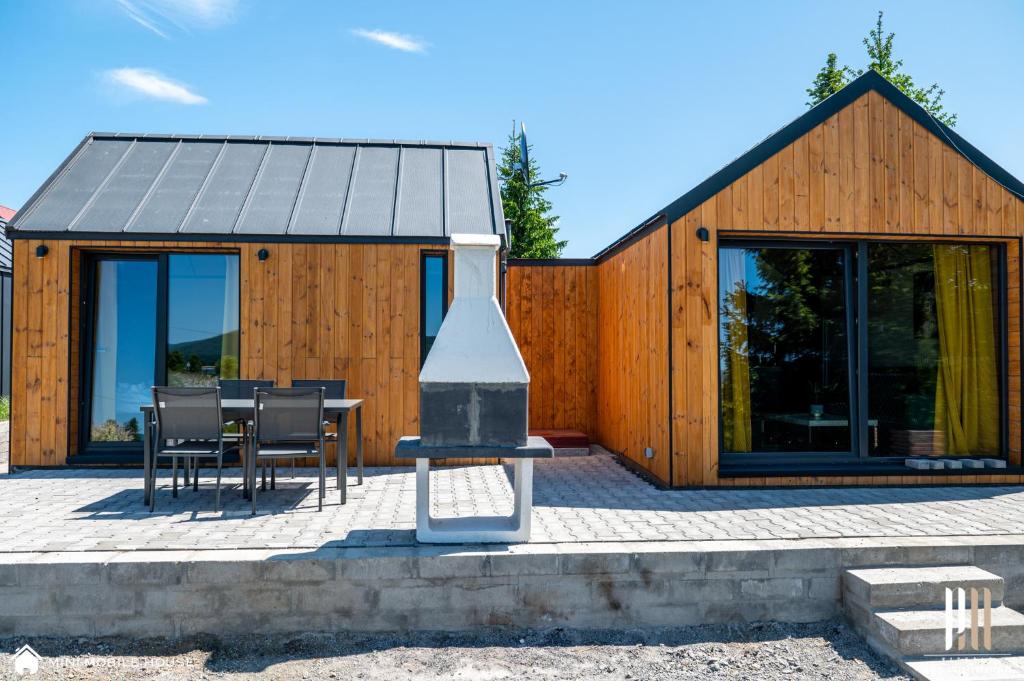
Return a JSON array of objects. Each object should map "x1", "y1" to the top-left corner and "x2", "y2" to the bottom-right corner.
[
  {"x1": 508, "y1": 70, "x2": 1024, "y2": 487},
  {"x1": 4, "y1": 135, "x2": 504, "y2": 467}
]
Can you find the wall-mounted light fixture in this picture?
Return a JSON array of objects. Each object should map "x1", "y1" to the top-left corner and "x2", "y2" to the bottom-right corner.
[
  {"x1": 695, "y1": 227, "x2": 710, "y2": 242},
  {"x1": 257, "y1": 248, "x2": 270, "y2": 261},
  {"x1": 35, "y1": 244, "x2": 49, "y2": 258}
]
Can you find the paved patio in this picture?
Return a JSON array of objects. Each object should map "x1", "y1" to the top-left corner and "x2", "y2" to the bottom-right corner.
[{"x1": 2, "y1": 453, "x2": 1024, "y2": 553}]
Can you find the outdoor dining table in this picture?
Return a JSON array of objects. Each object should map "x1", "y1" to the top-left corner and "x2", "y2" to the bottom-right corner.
[{"x1": 140, "y1": 398, "x2": 364, "y2": 507}]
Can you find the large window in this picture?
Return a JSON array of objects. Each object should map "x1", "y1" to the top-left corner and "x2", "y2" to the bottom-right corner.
[
  {"x1": 866, "y1": 243, "x2": 1002, "y2": 457},
  {"x1": 83, "y1": 253, "x2": 240, "y2": 449},
  {"x1": 719, "y1": 240, "x2": 1005, "y2": 460}
]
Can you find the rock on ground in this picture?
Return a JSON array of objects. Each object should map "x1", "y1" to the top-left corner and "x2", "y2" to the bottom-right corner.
[{"x1": 0, "y1": 620, "x2": 909, "y2": 680}]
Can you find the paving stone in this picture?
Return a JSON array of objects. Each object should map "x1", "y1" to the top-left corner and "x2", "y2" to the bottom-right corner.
[{"x1": 4, "y1": 454, "x2": 1024, "y2": 555}]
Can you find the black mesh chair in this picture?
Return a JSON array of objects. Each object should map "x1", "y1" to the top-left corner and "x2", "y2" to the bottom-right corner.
[
  {"x1": 218, "y1": 379, "x2": 275, "y2": 399},
  {"x1": 218, "y1": 379, "x2": 273, "y2": 494},
  {"x1": 249, "y1": 387, "x2": 328, "y2": 515},
  {"x1": 150, "y1": 386, "x2": 236, "y2": 512},
  {"x1": 290, "y1": 379, "x2": 346, "y2": 481}
]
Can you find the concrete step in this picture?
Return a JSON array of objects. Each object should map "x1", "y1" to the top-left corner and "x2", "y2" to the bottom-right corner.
[
  {"x1": 844, "y1": 566, "x2": 1004, "y2": 610},
  {"x1": 905, "y1": 654, "x2": 1024, "y2": 681},
  {"x1": 874, "y1": 606, "x2": 1024, "y2": 656}
]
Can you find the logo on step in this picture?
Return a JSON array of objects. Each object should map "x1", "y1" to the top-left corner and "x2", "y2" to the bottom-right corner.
[{"x1": 945, "y1": 587, "x2": 992, "y2": 652}]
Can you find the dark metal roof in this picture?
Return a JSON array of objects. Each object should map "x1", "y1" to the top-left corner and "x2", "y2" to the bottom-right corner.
[
  {"x1": 0, "y1": 220, "x2": 10, "y2": 272},
  {"x1": 593, "y1": 70, "x2": 1024, "y2": 261},
  {"x1": 8, "y1": 133, "x2": 505, "y2": 242}
]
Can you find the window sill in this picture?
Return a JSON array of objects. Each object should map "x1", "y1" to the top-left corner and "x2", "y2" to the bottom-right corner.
[{"x1": 719, "y1": 459, "x2": 1021, "y2": 478}]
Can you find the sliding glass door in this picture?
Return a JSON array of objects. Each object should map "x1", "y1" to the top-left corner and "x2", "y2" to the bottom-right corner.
[
  {"x1": 719, "y1": 243, "x2": 854, "y2": 454},
  {"x1": 718, "y1": 239, "x2": 1005, "y2": 461},
  {"x1": 87, "y1": 258, "x2": 159, "y2": 443},
  {"x1": 81, "y1": 253, "x2": 240, "y2": 456},
  {"x1": 866, "y1": 243, "x2": 1002, "y2": 457},
  {"x1": 167, "y1": 254, "x2": 240, "y2": 386}
]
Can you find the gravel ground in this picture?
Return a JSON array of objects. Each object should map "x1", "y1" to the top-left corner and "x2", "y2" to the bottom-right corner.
[{"x1": 0, "y1": 620, "x2": 909, "y2": 680}]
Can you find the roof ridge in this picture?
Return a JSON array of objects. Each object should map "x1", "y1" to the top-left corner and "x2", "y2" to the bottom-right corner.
[{"x1": 86, "y1": 132, "x2": 493, "y2": 149}]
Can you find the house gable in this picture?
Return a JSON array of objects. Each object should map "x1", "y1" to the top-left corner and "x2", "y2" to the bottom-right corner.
[{"x1": 598, "y1": 70, "x2": 1024, "y2": 259}]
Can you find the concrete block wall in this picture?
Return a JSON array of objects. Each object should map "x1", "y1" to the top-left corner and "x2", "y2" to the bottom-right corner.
[{"x1": 2, "y1": 537, "x2": 1024, "y2": 638}]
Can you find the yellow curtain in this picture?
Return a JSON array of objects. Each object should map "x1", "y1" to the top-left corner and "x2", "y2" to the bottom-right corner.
[
  {"x1": 933, "y1": 244, "x2": 999, "y2": 455},
  {"x1": 720, "y1": 251, "x2": 752, "y2": 452}
]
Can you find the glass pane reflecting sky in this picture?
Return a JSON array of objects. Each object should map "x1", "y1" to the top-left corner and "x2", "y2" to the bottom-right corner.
[
  {"x1": 168, "y1": 254, "x2": 240, "y2": 386},
  {"x1": 89, "y1": 259, "x2": 157, "y2": 441},
  {"x1": 423, "y1": 256, "x2": 445, "y2": 337}
]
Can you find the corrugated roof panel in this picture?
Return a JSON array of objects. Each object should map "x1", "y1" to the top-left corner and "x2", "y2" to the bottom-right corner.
[
  {"x1": 343, "y1": 146, "x2": 399, "y2": 235},
  {"x1": 289, "y1": 145, "x2": 355, "y2": 234},
  {"x1": 128, "y1": 141, "x2": 222, "y2": 232},
  {"x1": 235, "y1": 143, "x2": 311, "y2": 234},
  {"x1": 446, "y1": 148, "x2": 494, "y2": 235},
  {"x1": 181, "y1": 141, "x2": 267, "y2": 233},
  {"x1": 73, "y1": 140, "x2": 177, "y2": 232},
  {"x1": 18, "y1": 139, "x2": 132, "y2": 230},
  {"x1": 395, "y1": 147, "x2": 443, "y2": 237}
]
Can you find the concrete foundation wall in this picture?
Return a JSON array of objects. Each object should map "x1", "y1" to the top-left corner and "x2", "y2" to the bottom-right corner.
[{"x1": 3, "y1": 537, "x2": 1024, "y2": 638}]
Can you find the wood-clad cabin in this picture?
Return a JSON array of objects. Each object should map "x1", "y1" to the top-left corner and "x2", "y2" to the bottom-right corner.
[
  {"x1": 509, "y1": 70, "x2": 1024, "y2": 487},
  {"x1": 5, "y1": 134, "x2": 505, "y2": 468}
]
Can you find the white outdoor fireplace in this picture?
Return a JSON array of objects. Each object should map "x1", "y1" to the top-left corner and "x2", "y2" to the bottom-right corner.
[{"x1": 395, "y1": 233, "x2": 552, "y2": 543}]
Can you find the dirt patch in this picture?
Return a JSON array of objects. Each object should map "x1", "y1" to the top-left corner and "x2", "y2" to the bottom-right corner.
[{"x1": 0, "y1": 620, "x2": 908, "y2": 680}]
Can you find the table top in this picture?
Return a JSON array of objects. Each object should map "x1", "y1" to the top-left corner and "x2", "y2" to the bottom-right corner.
[{"x1": 141, "y1": 398, "x2": 363, "y2": 413}]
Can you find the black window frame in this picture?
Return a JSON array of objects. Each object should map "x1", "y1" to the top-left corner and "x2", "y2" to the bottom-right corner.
[
  {"x1": 420, "y1": 250, "x2": 449, "y2": 366},
  {"x1": 717, "y1": 237, "x2": 1010, "y2": 469},
  {"x1": 76, "y1": 250, "x2": 241, "y2": 462}
]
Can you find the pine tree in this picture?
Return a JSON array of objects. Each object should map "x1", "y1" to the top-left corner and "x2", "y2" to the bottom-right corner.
[
  {"x1": 806, "y1": 11, "x2": 957, "y2": 126},
  {"x1": 498, "y1": 130, "x2": 567, "y2": 258},
  {"x1": 806, "y1": 53, "x2": 852, "y2": 106},
  {"x1": 856, "y1": 11, "x2": 956, "y2": 126}
]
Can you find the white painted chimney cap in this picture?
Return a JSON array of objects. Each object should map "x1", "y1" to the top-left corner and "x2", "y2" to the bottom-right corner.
[{"x1": 450, "y1": 233, "x2": 500, "y2": 248}]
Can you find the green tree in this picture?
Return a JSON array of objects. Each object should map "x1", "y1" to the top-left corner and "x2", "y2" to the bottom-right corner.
[
  {"x1": 806, "y1": 53, "x2": 852, "y2": 106},
  {"x1": 187, "y1": 354, "x2": 202, "y2": 373},
  {"x1": 498, "y1": 130, "x2": 567, "y2": 258},
  {"x1": 807, "y1": 11, "x2": 957, "y2": 126},
  {"x1": 167, "y1": 350, "x2": 185, "y2": 372}
]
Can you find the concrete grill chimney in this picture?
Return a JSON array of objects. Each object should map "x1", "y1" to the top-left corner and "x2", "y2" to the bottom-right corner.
[{"x1": 419, "y1": 234, "x2": 529, "y2": 447}]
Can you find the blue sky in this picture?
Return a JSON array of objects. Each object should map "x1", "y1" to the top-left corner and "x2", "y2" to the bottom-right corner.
[{"x1": 2, "y1": 1, "x2": 1023, "y2": 257}]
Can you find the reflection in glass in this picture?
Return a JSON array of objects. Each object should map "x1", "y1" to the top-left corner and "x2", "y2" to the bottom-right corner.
[
  {"x1": 422, "y1": 255, "x2": 446, "y2": 361},
  {"x1": 719, "y1": 246, "x2": 851, "y2": 453},
  {"x1": 867, "y1": 243, "x2": 1000, "y2": 456},
  {"x1": 89, "y1": 260, "x2": 158, "y2": 442},
  {"x1": 167, "y1": 254, "x2": 240, "y2": 387}
]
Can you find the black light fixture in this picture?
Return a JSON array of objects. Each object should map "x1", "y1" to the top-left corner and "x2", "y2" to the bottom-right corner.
[
  {"x1": 35, "y1": 244, "x2": 48, "y2": 258},
  {"x1": 695, "y1": 227, "x2": 710, "y2": 242},
  {"x1": 257, "y1": 248, "x2": 270, "y2": 261}
]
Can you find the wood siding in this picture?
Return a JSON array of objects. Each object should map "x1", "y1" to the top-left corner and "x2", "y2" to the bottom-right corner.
[
  {"x1": 12, "y1": 240, "x2": 453, "y2": 468},
  {"x1": 669, "y1": 90, "x2": 1024, "y2": 486},
  {"x1": 596, "y1": 228, "x2": 670, "y2": 481},
  {"x1": 506, "y1": 264, "x2": 598, "y2": 436},
  {"x1": 505, "y1": 230, "x2": 671, "y2": 482}
]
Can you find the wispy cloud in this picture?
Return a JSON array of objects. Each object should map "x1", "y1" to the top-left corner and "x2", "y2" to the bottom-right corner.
[
  {"x1": 105, "y1": 68, "x2": 208, "y2": 105},
  {"x1": 115, "y1": 0, "x2": 237, "y2": 38},
  {"x1": 351, "y1": 28, "x2": 428, "y2": 53}
]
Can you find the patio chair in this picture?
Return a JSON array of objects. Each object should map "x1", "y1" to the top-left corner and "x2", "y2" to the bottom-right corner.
[
  {"x1": 150, "y1": 386, "x2": 236, "y2": 512},
  {"x1": 249, "y1": 387, "x2": 328, "y2": 515},
  {"x1": 218, "y1": 379, "x2": 273, "y2": 494},
  {"x1": 218, "y1": 379, "x2": 276, "y2": 399},
  {"x1": 290, "y1": 379, "x2": 346, "y2": 480}
]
